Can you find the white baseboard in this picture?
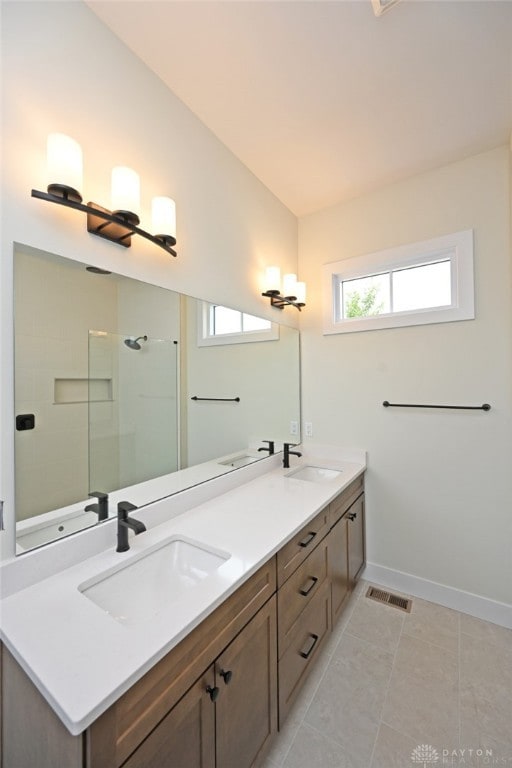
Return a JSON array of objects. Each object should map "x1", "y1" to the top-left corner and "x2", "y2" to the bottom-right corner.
[{"x1": 363, "y1": 562, "x2": 512, "y2": 629}]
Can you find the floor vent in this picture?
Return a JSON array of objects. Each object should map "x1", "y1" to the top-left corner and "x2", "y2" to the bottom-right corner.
[{"x1": 366, "y1": 586, "x2": 412, "y2": 613}]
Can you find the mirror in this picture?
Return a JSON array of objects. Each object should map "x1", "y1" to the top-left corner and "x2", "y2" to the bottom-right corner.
[{"x1": 13, "y1": 244, "x2": 301, "y2": 553}]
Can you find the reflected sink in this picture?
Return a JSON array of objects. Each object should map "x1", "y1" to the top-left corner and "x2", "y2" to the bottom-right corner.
[
  {"x1": 79, "y1": 537, "x2": 230, "y2": 626},
  {"x1": 218, "y1": 455, "x2": 258, "y2": 468},
  {"x1": 287, "y1": 465, "x2": 342, "y2": 483}
]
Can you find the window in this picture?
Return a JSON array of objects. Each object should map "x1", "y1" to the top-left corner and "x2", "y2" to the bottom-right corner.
[
  {"x1": 323, "y1": 230, "x2": 474, "y2": 335},
  {"x1": 198, "y1": 302, "x2": 278, "y2": 346}
]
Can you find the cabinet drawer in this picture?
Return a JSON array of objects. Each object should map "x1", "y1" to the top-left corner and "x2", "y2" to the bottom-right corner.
[
  {"x1": 87, "y1": 559, "x2": 276, "y2": 768},
  {"x1": 329, "y1": 475, "x2": 364, "y2": 527},
  {"x1": 278, "y1": 580, "x2": 331, "y2": 725},
  {"x1": 277, "y1": 537, "x2": 329, "y2": 657},
  {"x1": 277, "y1": 506, "x2": 330, "y2": 587}
]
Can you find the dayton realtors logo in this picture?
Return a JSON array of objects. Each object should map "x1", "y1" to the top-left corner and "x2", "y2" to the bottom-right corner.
[
  {"x1": 411, "y1": 745, "x2": 440, "y2": 766},
  {"x1": 411, "y1": 745, "x2": 507, "y2": 765}
]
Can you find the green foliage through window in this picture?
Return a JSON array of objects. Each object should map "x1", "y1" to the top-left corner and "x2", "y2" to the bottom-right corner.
[{"x1": 344, "y1": 285, "x2": 384, "y2": 318}]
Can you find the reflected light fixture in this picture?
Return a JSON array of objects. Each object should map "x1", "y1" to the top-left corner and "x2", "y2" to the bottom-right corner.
[
  {"x1": 31, "y1": 134, "x2": 177, "y2": 257},
  {"x1": 262, "y1": 266, "x2": 306, "y2": 311}
]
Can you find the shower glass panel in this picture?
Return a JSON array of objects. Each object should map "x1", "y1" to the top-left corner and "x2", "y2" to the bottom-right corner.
[{"x1": 88, "y1": 331, "x2": 179, "y2": 494}]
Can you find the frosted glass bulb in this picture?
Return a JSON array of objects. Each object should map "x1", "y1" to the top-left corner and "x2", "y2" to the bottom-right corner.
[
  {"x1": 47, "y1": 133, "x2": 83, "y2": 201},
  {"x1": 282, "y1": 273, "x2": 297, "y2": 297},
  {"x1": 111, "y1": 167, "x2": 140, "y2": 221},
  {"x1": 152, "y1": 196, "x2": 176, "y2": 240},
  {"x1": 265, "y1": 267, "x2": 281, "y2": 293},
  {"x1": 295, "y1": 281, "x2": 306, "y2": 304}
]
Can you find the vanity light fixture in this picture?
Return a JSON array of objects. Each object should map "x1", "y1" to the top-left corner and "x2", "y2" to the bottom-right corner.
[
  {"x1": 262, "y1": 266, "x2": 306, "y2": 311},
  {"x1": 31, "y1": 134, "x2": 177, "y2": 257}
]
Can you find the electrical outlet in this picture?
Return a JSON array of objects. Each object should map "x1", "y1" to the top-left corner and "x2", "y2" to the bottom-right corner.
[
  {"x1": 305, "y1": 421, "x2": 313, "y2": 437},
  {"x1": 290, "y1": 420, "x2": 299, "y2": 435}
]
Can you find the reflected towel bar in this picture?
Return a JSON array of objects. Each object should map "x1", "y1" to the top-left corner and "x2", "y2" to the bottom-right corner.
[
  {"x1": 191, "y1": 396, "x2": 241, "y2": 402},
  {"x1": 382, "y1": 401, "x2": 491, "y2": 411}
]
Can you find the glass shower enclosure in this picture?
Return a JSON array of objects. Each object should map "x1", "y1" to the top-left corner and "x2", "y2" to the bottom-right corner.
[{"x1": 88, "y1": 331, "x2": 179, "y2": 494}]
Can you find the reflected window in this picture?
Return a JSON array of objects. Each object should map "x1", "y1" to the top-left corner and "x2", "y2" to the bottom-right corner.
[
  {"x1": 199, "y1": 303, "x2": 278, "y2": 346},
  {"x1": 210, "y1": 305, "x2": 271, "y2": 335}
]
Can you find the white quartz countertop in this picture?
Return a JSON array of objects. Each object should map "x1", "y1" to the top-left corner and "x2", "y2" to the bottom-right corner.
[{"x1": 0, "y1": 452, "x2": 365, "y2": 735}]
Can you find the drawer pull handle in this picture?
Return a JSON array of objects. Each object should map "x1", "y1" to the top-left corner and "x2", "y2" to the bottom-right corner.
[
  {"x1": 299, "y1": 531, "x2": 317, "y2": 548},
  {"x1": 219, "y1": 669, "x2": 233, "y2": 685},
  {"x1": 206, "y1": 685, "x2": 219, "y2": 702},
  {"x1": 347, "y1": 512, "x2": 357, "y2": 521},
  {"x1": 300, "y1": 633, "x2": 319, "y2": 660},
  {"x1": 299, "y1": 576, "x2": 318, "y2": 596}
]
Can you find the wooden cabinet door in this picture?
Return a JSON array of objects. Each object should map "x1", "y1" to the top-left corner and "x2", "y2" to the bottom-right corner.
[
  {"x1": 123, "y1": 671, "x2": 216, "y2": 768},
  {"x1": 347, "y1": 495, "x2": 365, "y2": 584},
  {"x1": 215, "y1": 597, "x2": 277, "y2": 768},
  {"x1": 329, "y1": 516, "x2": 350, "y2": 624}
]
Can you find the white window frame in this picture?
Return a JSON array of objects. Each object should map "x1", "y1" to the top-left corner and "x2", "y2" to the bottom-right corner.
[
  {"x1": 323, "y1": 230, "x2": 474, "y2": 335},
  {"x1": 197, "y1": 302, "x2": 279, "y2": 347}
]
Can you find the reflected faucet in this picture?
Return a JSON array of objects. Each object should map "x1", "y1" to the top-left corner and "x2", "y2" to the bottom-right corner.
[
  {"x1": 258, "y1": 440, "x2": 275, "y2": 455},
  {"x1": 283, "y1": 442, "x2": 302, "y2": 469},
  {"x1": 85, "y1": 491, "x2": 109, "y2": 521},
  {"x1": 116, "y1": 501, "x2": 146, "y2": 552}
]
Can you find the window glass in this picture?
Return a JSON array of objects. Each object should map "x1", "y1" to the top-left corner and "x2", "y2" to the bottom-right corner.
[
  {"x1": 341, "y1": 273, "x2": 390, "y2": 318},
  {"x1": 210, "y1": 305, "x2": 242, "y2": 335},
  {"x1": 242, "y1": 313, "x2": 272, "y2": 332},
  {"x1": 391, "y1": 260, "x2": 451, "y2": 312}
]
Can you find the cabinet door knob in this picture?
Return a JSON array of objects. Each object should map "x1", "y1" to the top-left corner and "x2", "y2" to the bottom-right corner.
[
  {"x1": 206, "y1": 685, "x2": 219, "y2": 702},
  {"x1": 219, "y1": 669, "x2": 233, "y2": 684},
  {"x1": 347, "y1": 512, "x2": 357, "y2": 521}
]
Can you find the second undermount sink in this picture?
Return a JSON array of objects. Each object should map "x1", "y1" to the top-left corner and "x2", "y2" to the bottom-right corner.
[
  {"x1": 79, "y1": 536, "x2": 230, "y2": 626},
  {"x1": 287, "y1": 465, "x2": 342, "y2": 483}
]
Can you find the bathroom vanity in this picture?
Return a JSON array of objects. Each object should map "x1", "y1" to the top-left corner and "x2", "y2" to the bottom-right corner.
[{"x1": 1, "y1": 454, "x2": 365, "y2": 768}]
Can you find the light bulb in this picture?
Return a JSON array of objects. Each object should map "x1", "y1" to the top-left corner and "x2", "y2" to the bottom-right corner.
[
  {"x1": 152, "y1": 196, "x2": 176, "y2": 241},
  {"x1": 111, "y1": 167, "x2": 140, "y2": 224},
  {"x1": 265, "y1": 267, "x2": 281, "y2": 293},
  {"x1": 47, "y1": 133, "x2": 83, "y2": 202},
  {"x1": 282, "y1": 273, "x2": 298, "y2": 298}
]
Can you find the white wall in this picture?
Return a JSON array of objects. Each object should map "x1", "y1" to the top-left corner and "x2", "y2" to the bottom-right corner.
[
  {"x1": 0, "y1": 1, "x2": 297, "y2": 560},
  {"x1": 299, "y1": 146, "x2": 512, "y2": 606}
]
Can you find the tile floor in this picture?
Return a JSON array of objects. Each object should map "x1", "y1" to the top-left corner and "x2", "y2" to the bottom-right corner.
[{"x1": 263, "y1": 581, "x2": 512, "y2": 768}]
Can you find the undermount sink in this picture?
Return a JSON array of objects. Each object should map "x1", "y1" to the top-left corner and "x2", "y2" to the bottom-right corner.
[
  {"x1": 79, "y1": 536, "x2": 230, "y2": 626},
  {"x1": 287, "y1": 465, "x2": 342, "y2": 483}
]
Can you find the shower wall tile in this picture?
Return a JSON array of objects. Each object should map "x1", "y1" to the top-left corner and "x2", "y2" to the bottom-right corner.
[{"x1": 14, "y1": 249, "x2": 118, "y2": 521}]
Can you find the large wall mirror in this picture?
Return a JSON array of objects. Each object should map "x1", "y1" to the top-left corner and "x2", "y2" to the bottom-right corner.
[{"x1": 14, "y1": 244, "x2": 301, "y2": 553}]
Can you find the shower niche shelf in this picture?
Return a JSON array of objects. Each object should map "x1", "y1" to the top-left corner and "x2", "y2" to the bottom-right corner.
[{"x1": 54, "y1": 378, "x2": 113, "y2": 405}]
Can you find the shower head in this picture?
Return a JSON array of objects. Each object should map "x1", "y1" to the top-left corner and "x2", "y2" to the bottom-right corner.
[{"x1": 124, "y1": 335, "x2": 147, "y2": 350}]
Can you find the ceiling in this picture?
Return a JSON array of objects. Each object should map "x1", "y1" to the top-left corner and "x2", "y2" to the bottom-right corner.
[{"x1": 87, "y1": 0, "x2": 512, "y2": 217}]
